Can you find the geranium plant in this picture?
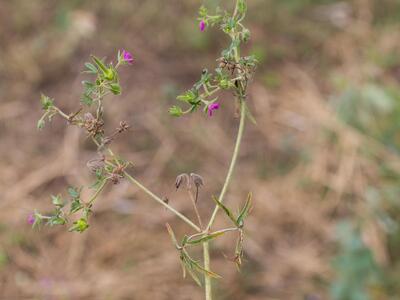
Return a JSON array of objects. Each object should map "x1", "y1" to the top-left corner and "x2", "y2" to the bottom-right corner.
[{"x1": 33, "y1": 1, "x2": 256, "y2": 299}]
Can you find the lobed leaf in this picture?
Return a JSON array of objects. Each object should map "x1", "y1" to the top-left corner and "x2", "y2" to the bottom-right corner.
[
  {"x1": 212, "y1": 195, "x2": 238, "y2": 226},
  {"x1": 84, "y1": 62, "x2": 98, "y2": 74},
  {"x1": 186, "y1": 231, "x2": 225, "y2": 245},
  {"x1": 236, "y1": 192, "x2": 252, "y2": 227}
]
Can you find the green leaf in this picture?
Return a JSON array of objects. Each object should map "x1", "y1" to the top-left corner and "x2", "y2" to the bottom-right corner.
[
  {"x1": 69, "y1": 218, "x2": 89, "y2": 233},
  {"x1": 84, "y1": 62, "x2": 98, "y2": 74},
  {"x1": 212, "y1": 195, "x2": 238, "y2": 226},
  {"x1": 181, "y1": 235, "x2": 189, "y2": 247},
  {"x1": 219, "y1": 78, "x2": 232, "y2": 89},
  {"x1": 186, "y1": 231, "x2": 225, "y2": 245},
  {"x1": 82, "y1": 81, "x2": 96, "y2": 95},
  {"x1": 68, "y1": 187, "x2": 80, "y2": 198},
  {"x1": 180, "y1": 250, "x2": 221, "y2": 285},
  {"x1": 37, "y1": 119, "x2": 45, "y2": 130},
  {"x1": 51, "y1": 195, "x2": 64, "y2": 208},
  {"x1": 177, "y1": 89, "x2": 198, "y2": 103},
  {"x1": 70, "y1": 199, "x2": 83, "y2": 214},
  {"x1": 81, "y1": 94, "x2": 93, "y2": 106},
  {"x1": 91, "y1": 56, "x2": 109, "y2": 74},
  {"x1": 188, "y1": 256, "x2": 222, "y2": 279},
  {"x1": 47, "y1": 216, "x2": 67, "y2": 226},
  {"x1": 234, "y1": 230, "x2": 244, "y2": 269},
  {"x1": 109, "y1": 83, "x2": 121, "y2": 95},
  {"x1": 240, "y1": 28, "x2": 250, "y2": 43},
  {"x1": 194, "y1": 69, "x2": 211, "y2": 90},
  {"x1": 182, "y1": 256, "x2": 202, "y2": 286},
  {"x1": 237, "y1": 0, "x2": 247, "y2": 15},
  {"x1": 198, "y1": 5, "x2": 208, "y2": 18},
  {"x1": 104, "y1": 68, "x2": 116, "y2": 81},
  {"x1": 40, "y1": 94, "x2": 54, "y2": 110},
  {"x1": 236, "y1": 192, "x2": 252, "y2": 227},
  {"x1": 169, "y1": 106, "x2": 183, "y2": 117},
  {"x1": 32, "y1": 211, "x2": 43, "y2": 229}
]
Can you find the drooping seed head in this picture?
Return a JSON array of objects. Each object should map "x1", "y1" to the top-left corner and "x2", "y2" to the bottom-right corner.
[
  {"x1": 175, "y1": 173, "x2": 190, "y2": 190},
  {"x1": 190, "y1": 173, "x2": 204, "y2": 188}
]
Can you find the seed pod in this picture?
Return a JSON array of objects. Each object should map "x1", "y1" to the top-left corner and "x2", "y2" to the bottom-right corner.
[
  {"x1": 190, "y1": 173, "x2": 204, "y2": 203},
  {"x1": 117, "y1": 121, "x2": 130, "y2": 133},
  {"x1": 190, "y1": 173, "x2": 204, "y2": 188},
  {"x1": 175, "y1": 173, "x2": 190, "y2": 190},
  {"x1": 86, "y1": 156, "x2": 105, "y2": 173}
]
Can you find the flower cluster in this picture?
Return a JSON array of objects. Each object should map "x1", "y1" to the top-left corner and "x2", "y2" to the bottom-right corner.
[
  {"x1": 169, "y1": 0, "x2": 257, "y2": 119},
  {"x1": 34, "y1": 50, "x2": 134, "y2": 232}
]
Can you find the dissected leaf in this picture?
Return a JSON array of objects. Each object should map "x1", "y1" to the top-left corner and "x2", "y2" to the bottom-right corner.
[
  {"x1": 109, "y1": 83, "x2": 121, "y2": 95},
  {"x1": 81, "y1": 94, "x2": 93, "y2": 106},
  {"x1": 236, "y1": 192, "x2": 252, "y2": 227},
  {"x1": 68, "y1": 218, "x2": 89, "y2": 233},
  {"x1": 182, "y1": 256, "x2": 202, "y2": 286},
  {"x1": 186, "y1": 231, "x2": 225, "y2": 245},
  {"x1": 40, "y1": 94, "x2": 54, "y2": 110},
  {"x1": 183, "y1": 250, "x2": 221, "y2": 279},
  {"x1": 91, "y1": 56, "x2": 109, "y2": 74},
  {"x1": 70, "y1": 199, "x2": 83, "y2": 214},
  {"x1": 84, "y1": 62, "x2": 98, "y2": 74},
  {"x1": 51, "y1": 195, "x2": 64, "y2": 208},
  {"x1": 68, "y1": 187, "x2": 80, "y2": 198},
  {"x1": 169, "y1": 105, "x2": 183, "y2": 117},
  {"x1": 212, "y1": 195, "x2": 238, "y2": 226}
]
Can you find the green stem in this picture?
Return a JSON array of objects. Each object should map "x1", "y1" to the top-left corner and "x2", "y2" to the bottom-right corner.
[
  {"x1": 203, "y1": 241, "x2": 212, "y2": 300},
  {"x1": 203, "y1": 91, "x2": 246, "y2": 300},
  {"x1": 53, "y1": 107, "x2": 70, "y2": 119},
  {"x1": 124, "y1": 171, "x2": 201, "y2": 232},
  {"x1": 87, "y1": 180, "x2": 108, "y2": 206},
  {"x1": 206, "y1": 99, "x2": 246, "y2": 231},
  {"x1": 91, "y1": 136, "x2": 201, "y2": 232}
]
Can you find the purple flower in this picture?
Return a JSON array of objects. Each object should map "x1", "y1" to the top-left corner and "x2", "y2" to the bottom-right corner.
[
  {"x1": 208, "y1": 103, "x2": 220, "y2": 117},
  {"x1": 199, "y1": 20, "x2": 206, "y2": 32},
  {"x1": 122, "y1": 49, "x2": 134, "y2": 64},
  {"x1": 27, "y1": 213, "x2": 35, "y2": 225}
]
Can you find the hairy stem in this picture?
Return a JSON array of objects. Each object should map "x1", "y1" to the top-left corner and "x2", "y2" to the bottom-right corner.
[
  {"x1": 124, "y1": 171, "x2": 201, "y2": 232},
  {"x1": 203, "y1": 96, "x2": 246, "y2": 300},
  {"x1": 203, "y1": 241, "x2": 212, "y2": 300},
  {"x1": 206, "y1": 99, "x2": 246, "y2": 231}
]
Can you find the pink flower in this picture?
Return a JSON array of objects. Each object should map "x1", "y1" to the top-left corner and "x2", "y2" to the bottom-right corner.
[
  {"x1": 27, "y1": 213, "x2": 35, "y2": 225},
  {"x1": 122, "y1": 49, "x2": 134, "y2": 64},
  {"x1": 199, "y1": 20, "x2": 206, "y2": 32},
  {"x1": 208, "y1": 103, "x2": 220, "y2": 117}
]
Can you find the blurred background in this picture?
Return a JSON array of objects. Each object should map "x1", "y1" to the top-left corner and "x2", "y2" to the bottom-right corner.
[{"x1": 2, "y1": 0, "x2": 400, "y2": 299}]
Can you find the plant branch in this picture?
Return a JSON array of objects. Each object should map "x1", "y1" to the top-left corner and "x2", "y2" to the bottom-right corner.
[
  {"x1": 87, "y1": 179, "x2": 108, "y2": 206},
  {"x1": 124, "y1": 171, "x2": 201, "y2": 232},
  {"x1": 206, "y1": 99, "x2": 246, "y2": 231}
]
